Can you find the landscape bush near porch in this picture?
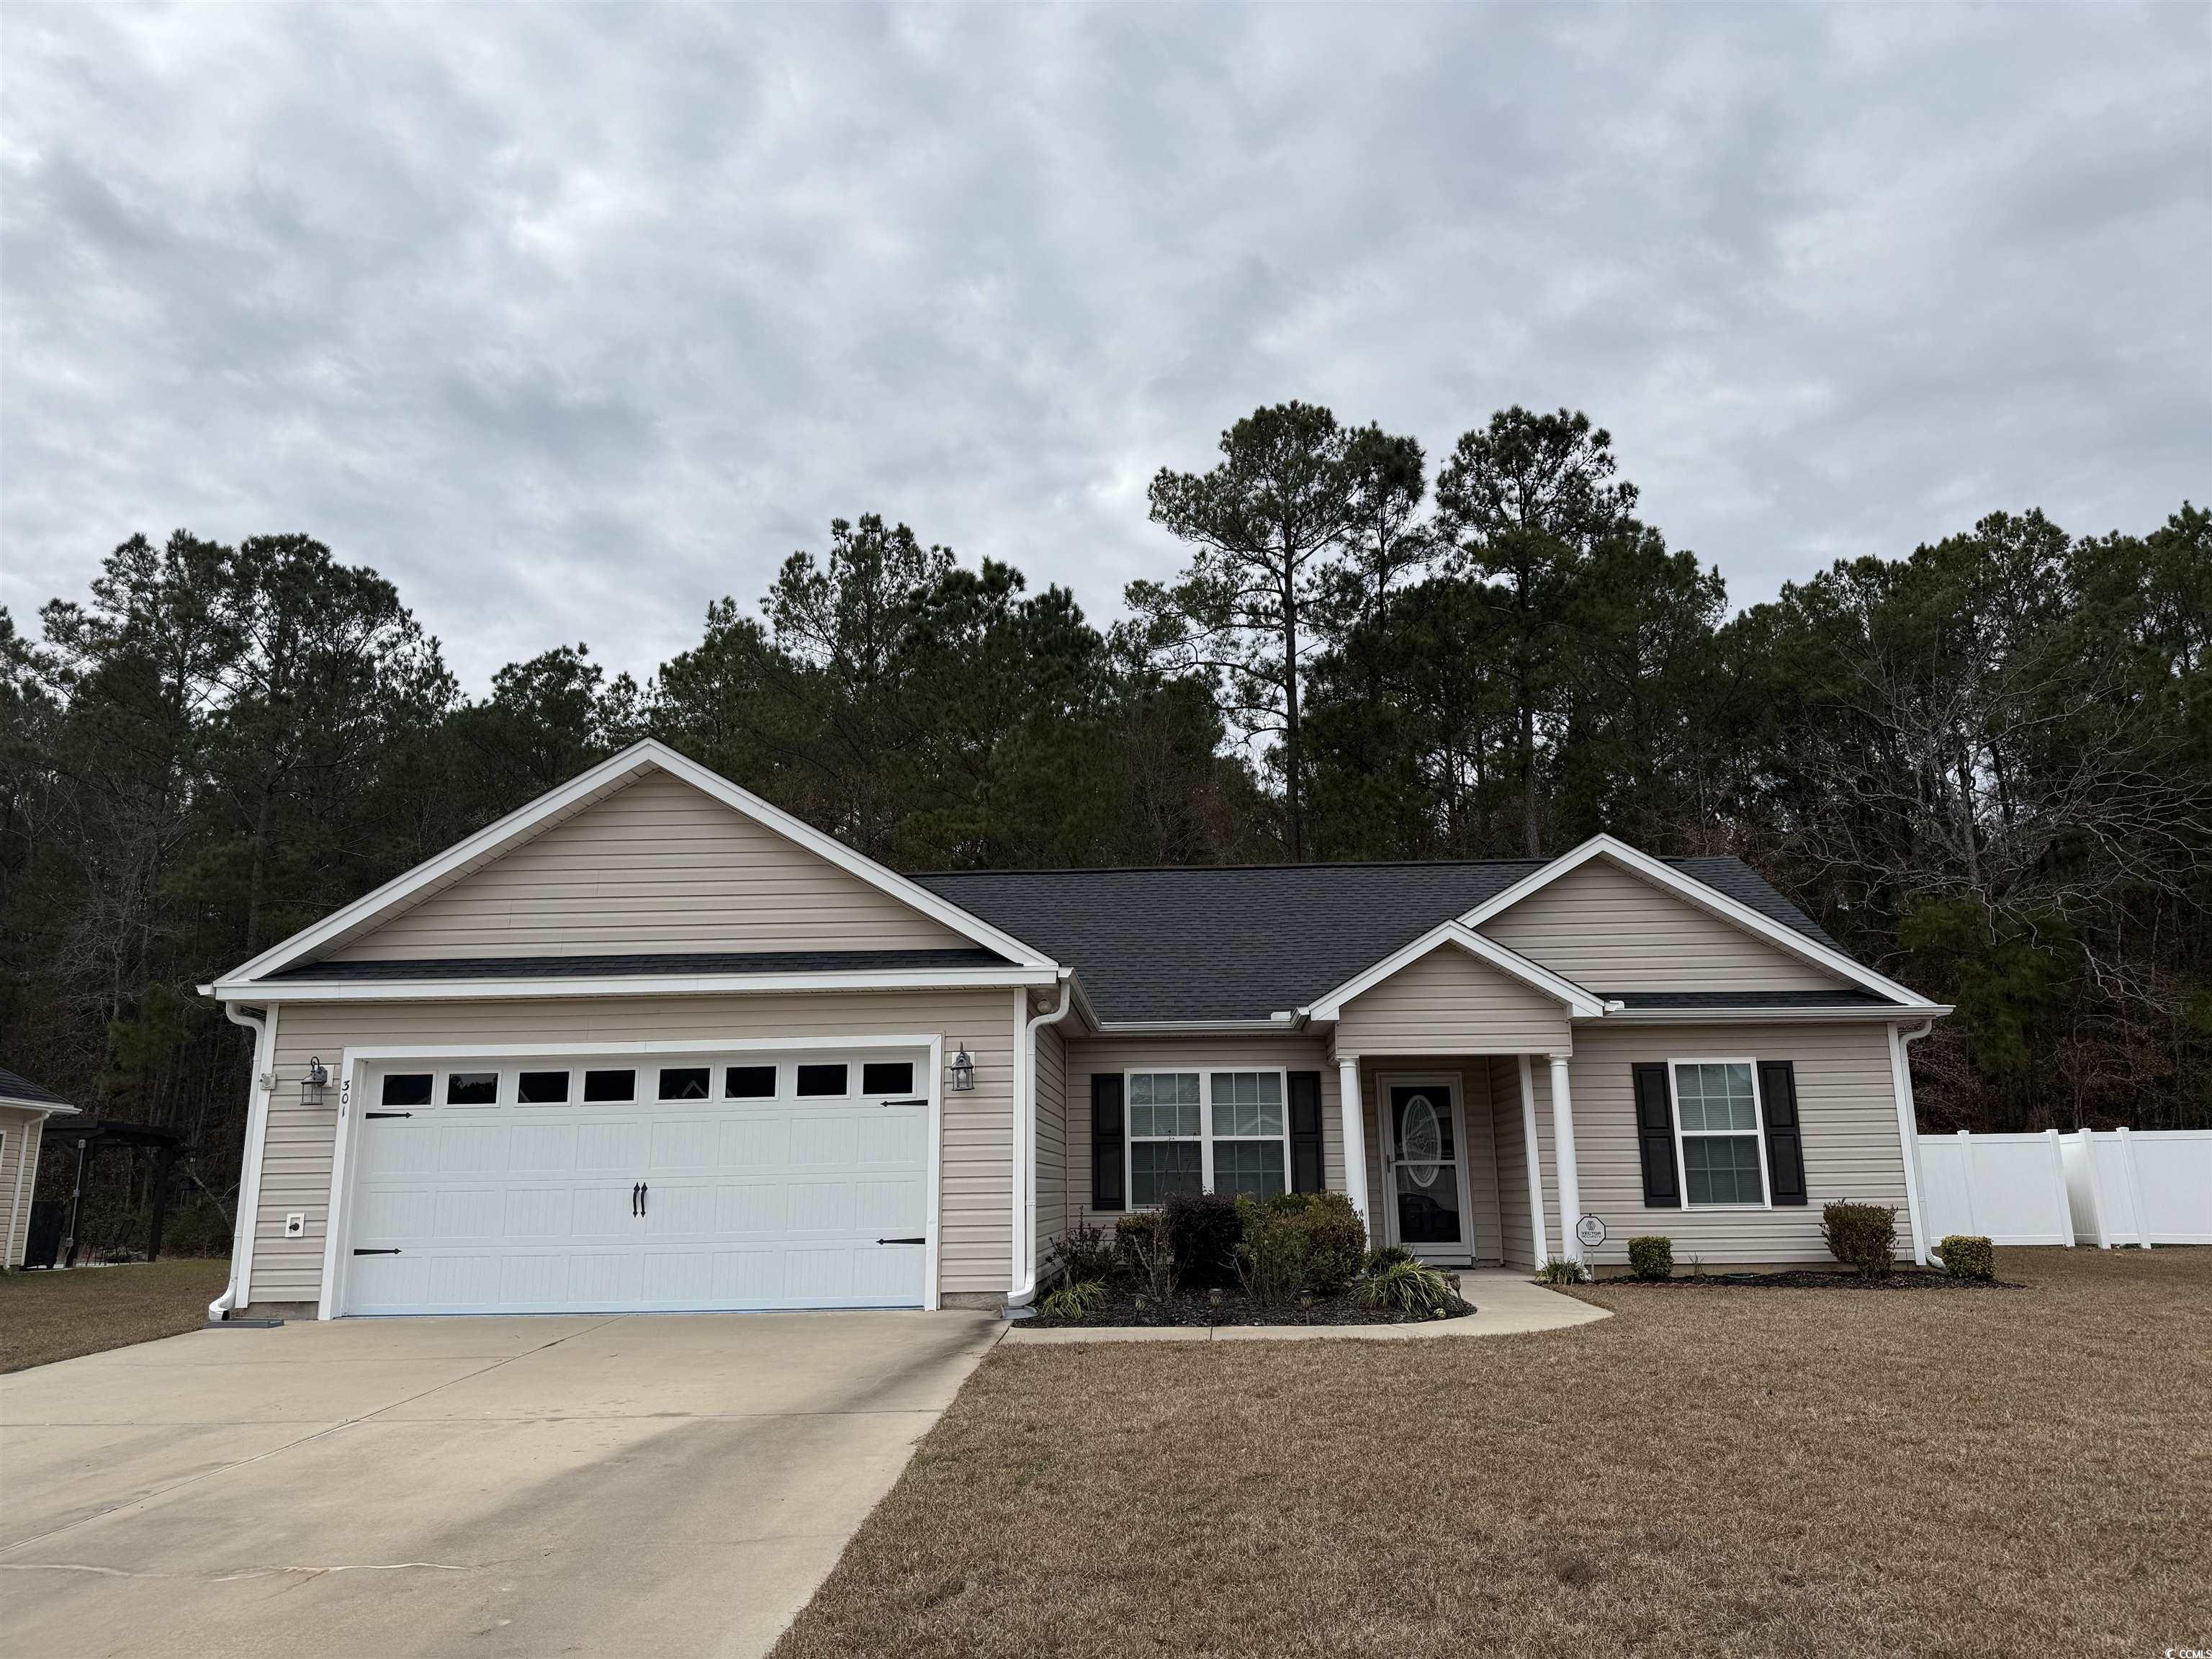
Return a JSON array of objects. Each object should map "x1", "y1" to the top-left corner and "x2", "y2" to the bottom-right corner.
[{"x1": 1035, "y1": 1193, "x2": 1470, "y2": 1326}]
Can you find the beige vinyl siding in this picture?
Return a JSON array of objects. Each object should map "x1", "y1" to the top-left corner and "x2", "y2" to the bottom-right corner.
[
  {"x1": 249, "y1": 986, "x2": 1017, "y2": 1308},
  {"x1": 330, "y1": 771, "x2": 969, "y2": 961},
  {"x1": 1063, "y1": 1035, "x2": 1344, "y2": 1232},
  {"x1": 1545, "y1": 1020, "x2": 1911, "y2": 1267},
  {"x1": 1359, "y1": 1062, "x2": 1505, "y2": 1264},
  {"x1": 1489, "y1": 1056, "x2": 1539, "y2": 1269},
  {"x1": 1034, "y1": 1015, "x2": 1068, "y2": 1265},
  {"x1": 1334, "y1": 945, "x2": 1573, "y2": 1054},
  {"x1": 1, "y1": 1107, "x2": 46, "y2": 1267},
  {"x1": 1480, "y1": 857, "x2": 1845, "y2": 992}
]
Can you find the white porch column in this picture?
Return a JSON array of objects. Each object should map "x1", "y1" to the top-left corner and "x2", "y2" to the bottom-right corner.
[
  {"x1": 1517, "y1": 1055, "x2": 1549, "y2": 1267},
  {"x1": 1549, "y1": 1053, "x2": 1583, "y2": 1264},
  {"x1": 1338, "y1": 1056, "x2": 1370, "y2": 1233}
]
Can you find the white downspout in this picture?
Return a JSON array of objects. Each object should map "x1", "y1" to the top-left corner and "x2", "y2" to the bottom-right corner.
[
  {"x1": 211, "y1": 1003, "x2": 276, "y2": 1321},
  {"x1": 1889, "y1": 1020, "x2": 1935, "y2": 1266},
  {"x1": 1007, "y1": 972, "x2": 1074, "y2": 1312}
]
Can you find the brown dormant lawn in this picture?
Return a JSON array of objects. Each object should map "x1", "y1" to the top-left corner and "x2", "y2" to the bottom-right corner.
[
  {"x1": 775, "y1": 1248, "x2": 2210, "y2": 1659},
  {"x1": 0, "y1": 1257, "x2": 229, "y2": 1372}
]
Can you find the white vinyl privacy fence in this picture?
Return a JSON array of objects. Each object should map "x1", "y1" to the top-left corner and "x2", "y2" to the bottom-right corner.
[{"x1": 1917, "y1": 1128, "x2": 2212, "y2": 1248}]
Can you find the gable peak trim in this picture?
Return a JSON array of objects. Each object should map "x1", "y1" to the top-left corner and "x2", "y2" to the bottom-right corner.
[
  {"x1": 214, "y1": 739, "x2": 1056, "y2": 990},
  {"x1": 1460, "y1": 835, "x2": 1935, "y2": 1010},
  {"x1": 1303, "y1": 920, "x2": 1609, "y2": 1021}
]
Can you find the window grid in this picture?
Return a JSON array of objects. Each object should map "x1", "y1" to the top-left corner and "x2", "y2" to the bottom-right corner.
[
  {"x1": 1125, "y1": 1068, "x2": 1292, "y2": 1207},
  {"x1": 1670, "y1": 1060, "x2": 1769, "y2": 1208}
]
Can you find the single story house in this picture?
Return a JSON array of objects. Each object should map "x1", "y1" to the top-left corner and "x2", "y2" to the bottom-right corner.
[
  {"x1": 199, "y1": 739, "x2": 1949, "y2": 1320},
  {"x1": 2, "y1": 1065, "x2": 79, "y2": 1267}
]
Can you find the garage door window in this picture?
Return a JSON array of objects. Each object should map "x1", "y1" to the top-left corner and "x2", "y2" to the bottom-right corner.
[
  {"x1": 862, "y1": 1061, "x2": 914, "y2": 1095},
  {"x1": 517, "y1": 1070, "x2": 571, "y2": 1104},
  {"x1": 797, "y1": 1064, "x2": 849, "y2": 1097},
  {"x1": 725, "y1": 1065, "x2": 777, "y2": 1098},
  {"x1": 658, "y1": 1067, "x2": 711, "y2": 1100},
  {"x1": 382, "y1": 1073, "x2": 432, "y2": 1107},
  {"x1": 446, "y1": 1071, "x2": 500, "y2": 1106},
  {"x1": 583, "y1": 1069, "x2": 636, "y2": 1102}
]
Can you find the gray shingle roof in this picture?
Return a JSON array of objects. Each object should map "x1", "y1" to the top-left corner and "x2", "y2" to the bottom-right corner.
[
  {"x1": 0, "y1": 1064, "x2": 73, "y2": 1108},
  {"x1": 915, "y1": 856, "x2": 1856, "y2": 1025},
  {"x1": 267, "y1": 949, "x2": 1007, "y2": 983}
]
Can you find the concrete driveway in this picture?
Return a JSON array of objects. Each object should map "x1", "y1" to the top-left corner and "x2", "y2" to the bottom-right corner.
[{"x1": 0, "y1": 1310, "x2": 1001, "y2": 1659}]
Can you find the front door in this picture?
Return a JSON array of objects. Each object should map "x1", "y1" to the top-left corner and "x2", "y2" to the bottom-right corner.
[{"x1": 1387, "y1": 1081, "x2": 1467, "y2": 1261}]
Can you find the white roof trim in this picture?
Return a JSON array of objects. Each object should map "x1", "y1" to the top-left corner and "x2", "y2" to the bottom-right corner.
[
  {"x1": 1459, "y1": 835, "x2": 1938, "y2": 1010},
  {"x1": 1303, "y1": 921, "x2": 1609, "y2": 1021},
  {"x1": 1598, "y1": 1004, "x2": 1955, "y2": 1025},
  {"x1": 202, "y1": 965, "x2": 1061, "y2": 1004},
  {"x1": 215, "y1": 739, "x2": 1058, "y2": 988},
  {"x1": 0, "y1": 1095, "x2": 80, "y2": 1115}
]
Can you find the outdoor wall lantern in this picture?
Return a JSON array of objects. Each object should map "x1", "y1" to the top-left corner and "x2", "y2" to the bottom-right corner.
[
  {"x1": 302, "y1": 1056, "x2": 329, "y2": 1107},
  {"x1": 949, "y1": 1043, "x2": 976, "y2": 1093}
]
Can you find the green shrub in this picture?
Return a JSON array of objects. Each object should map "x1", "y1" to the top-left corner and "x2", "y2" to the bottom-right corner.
[
  {"x1": 1038, "y1": 1277, "x2": 1111, "y2": 1321},
  {"x1": 1292, "y1": 1192, "x2": 1367, "y2": 1291},
  {"x1": 1822, "y1": 1201, "x2": 1898, "y2": 1280},
  {"x1": 1234, "y1": 1197, "x2": 1309, "y2": 1304},
  {"x1": 1537, "y1": 1256, "x2": 1589, "y2": 1285},
  {"x1": 1364, "y1": 1244, "x2": 1416, "y2": 1274},
  {"x1": 1935, "y1": 1234, "x2": 1995, "y2": 1281},
  {"x1": 1358, "y1": 1254, "x2": 1463, "y2": 1317},
  {"x1": 1045, "y1": 1223, "x2": 1118, "y2": 1286},
  {"x1": 1165, "y1": 1192, "x2": 1243, "y2": 1288},
  {"x1": 1627, "y1": 1236, "x2": 1673, "y2": 1281}
]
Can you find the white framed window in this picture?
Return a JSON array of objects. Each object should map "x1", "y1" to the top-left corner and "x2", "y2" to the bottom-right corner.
[
  {"x1": 1125, "y1": 1067, "x2": 1290, "y2": 1206},
  {"x1": 1668, "y1": 1058, "x2": 1770, "y2": 1208},
  {"x1": 1128, "y1": 1071, "x2": 1203, "y2": 1207}
]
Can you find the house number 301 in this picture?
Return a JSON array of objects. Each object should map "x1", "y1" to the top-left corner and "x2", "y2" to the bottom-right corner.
[{"x1": 340, "y1": 1077, "x2": 351, "y2": 1109}]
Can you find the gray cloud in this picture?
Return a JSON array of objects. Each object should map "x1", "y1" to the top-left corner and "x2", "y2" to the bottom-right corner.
[{"x1": 4, "y1": 3, "x2": 2206, "y2": 690}]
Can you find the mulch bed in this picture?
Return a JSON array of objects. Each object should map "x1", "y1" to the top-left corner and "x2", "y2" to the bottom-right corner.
[
  {"x1": 1606, "y1": 1268, "x2": 2022, "y2": 1290},
  {"x1": 1027, "y1": 1285, "x2": 1475, "y2": 1328}
]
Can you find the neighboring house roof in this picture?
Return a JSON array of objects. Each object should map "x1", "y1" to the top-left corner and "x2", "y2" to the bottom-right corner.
[
  {"x1": 266, "y1": 949, "x2": 1009, "y2": 982},
  {"x1": 916, "y1": 854, "x2": 1853, "y2": 1025},
  {"x1": 0, "y1": 1064, "x2": 80, "y2": 1114}
]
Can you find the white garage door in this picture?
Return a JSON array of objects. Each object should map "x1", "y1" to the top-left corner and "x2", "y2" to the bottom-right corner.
[{"x1": 338, "y1": 1048, "x2": 931, "y2": 1315}]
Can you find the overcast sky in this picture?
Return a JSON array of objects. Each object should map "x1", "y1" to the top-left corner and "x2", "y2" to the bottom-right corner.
[{"x1": 4, "y1": 4, "x2": 2206, "y2": 692}]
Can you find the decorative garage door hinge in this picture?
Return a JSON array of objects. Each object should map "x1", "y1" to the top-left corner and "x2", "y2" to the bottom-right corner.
[
  {"x1": 876, "y1": 1236, "x2": 925, "y2": 1245},
  {"x1": 351, "y1": 1247, "x2": 403, "y2": 1256},
  {"x1": 364, "y1": 1110, "x2": 413, "y2": 1120}
]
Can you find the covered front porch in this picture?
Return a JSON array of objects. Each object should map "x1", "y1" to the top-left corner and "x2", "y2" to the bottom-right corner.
[{"x1": 1334, "y1": 1051, "x2": 1581, "y2": 1273}]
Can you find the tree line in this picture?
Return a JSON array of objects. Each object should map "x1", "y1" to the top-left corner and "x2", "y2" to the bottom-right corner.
[{"x1": 4, "y1": 403, "x2": 2206, "y2": 1253}]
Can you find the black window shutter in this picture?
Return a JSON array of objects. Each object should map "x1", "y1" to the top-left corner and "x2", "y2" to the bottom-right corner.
[
  {"x1": 1090, "y1": 1073, "x2": 1125, "y2": 1212},
  {"x1": 1758, "y1": 1061, "x2": 1808, "y2": 1205},
  {"x1": 1287, "y1": 1071, "x2": 1324, "y2": 1194},
  {"x1": 1632, "y1": 1064, "x2": 1680, "y2": 1208}
]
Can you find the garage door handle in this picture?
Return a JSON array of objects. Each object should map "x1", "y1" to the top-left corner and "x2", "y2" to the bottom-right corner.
[
  {"x1": 631, "y1": 1182, "x2": 641, "y2": 1217},
  {"x1": 877, "y1": 1236, "x2": 925, "y2": 1245},
  {"x1": 640, "y1": 1183, "x2": 648, "y2": 1215},
  {"x1": 364, "y1": 1111, "x2": 412, "y2": 1120},
  {"x1": 353, "y1": 1248, "x2": 401, "y2": 1256}
]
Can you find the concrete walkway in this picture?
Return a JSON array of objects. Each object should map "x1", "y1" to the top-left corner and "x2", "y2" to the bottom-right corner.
[
  {"x1": 0, "y1": 1309, "x2": 1000, "y2": 1659},
  {"x1": 1002, "y1": 1268, "x2": 1609, "y2": 1343}
]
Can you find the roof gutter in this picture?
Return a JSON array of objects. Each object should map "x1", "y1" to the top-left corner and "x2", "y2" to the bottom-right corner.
[
  {"x1": 1007, "y1": 971, "x2": 1075, "y2": 1315},
  {"x1": 1597, "y1": 1004, "x2": 1953, "y2": 1024},
  {"x1": 210, "y1": 1003, "x2": 276, "y2": 1323},
  {"x1": 199, "y1": 966, "x2": 1061, "y2": 1002}
]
